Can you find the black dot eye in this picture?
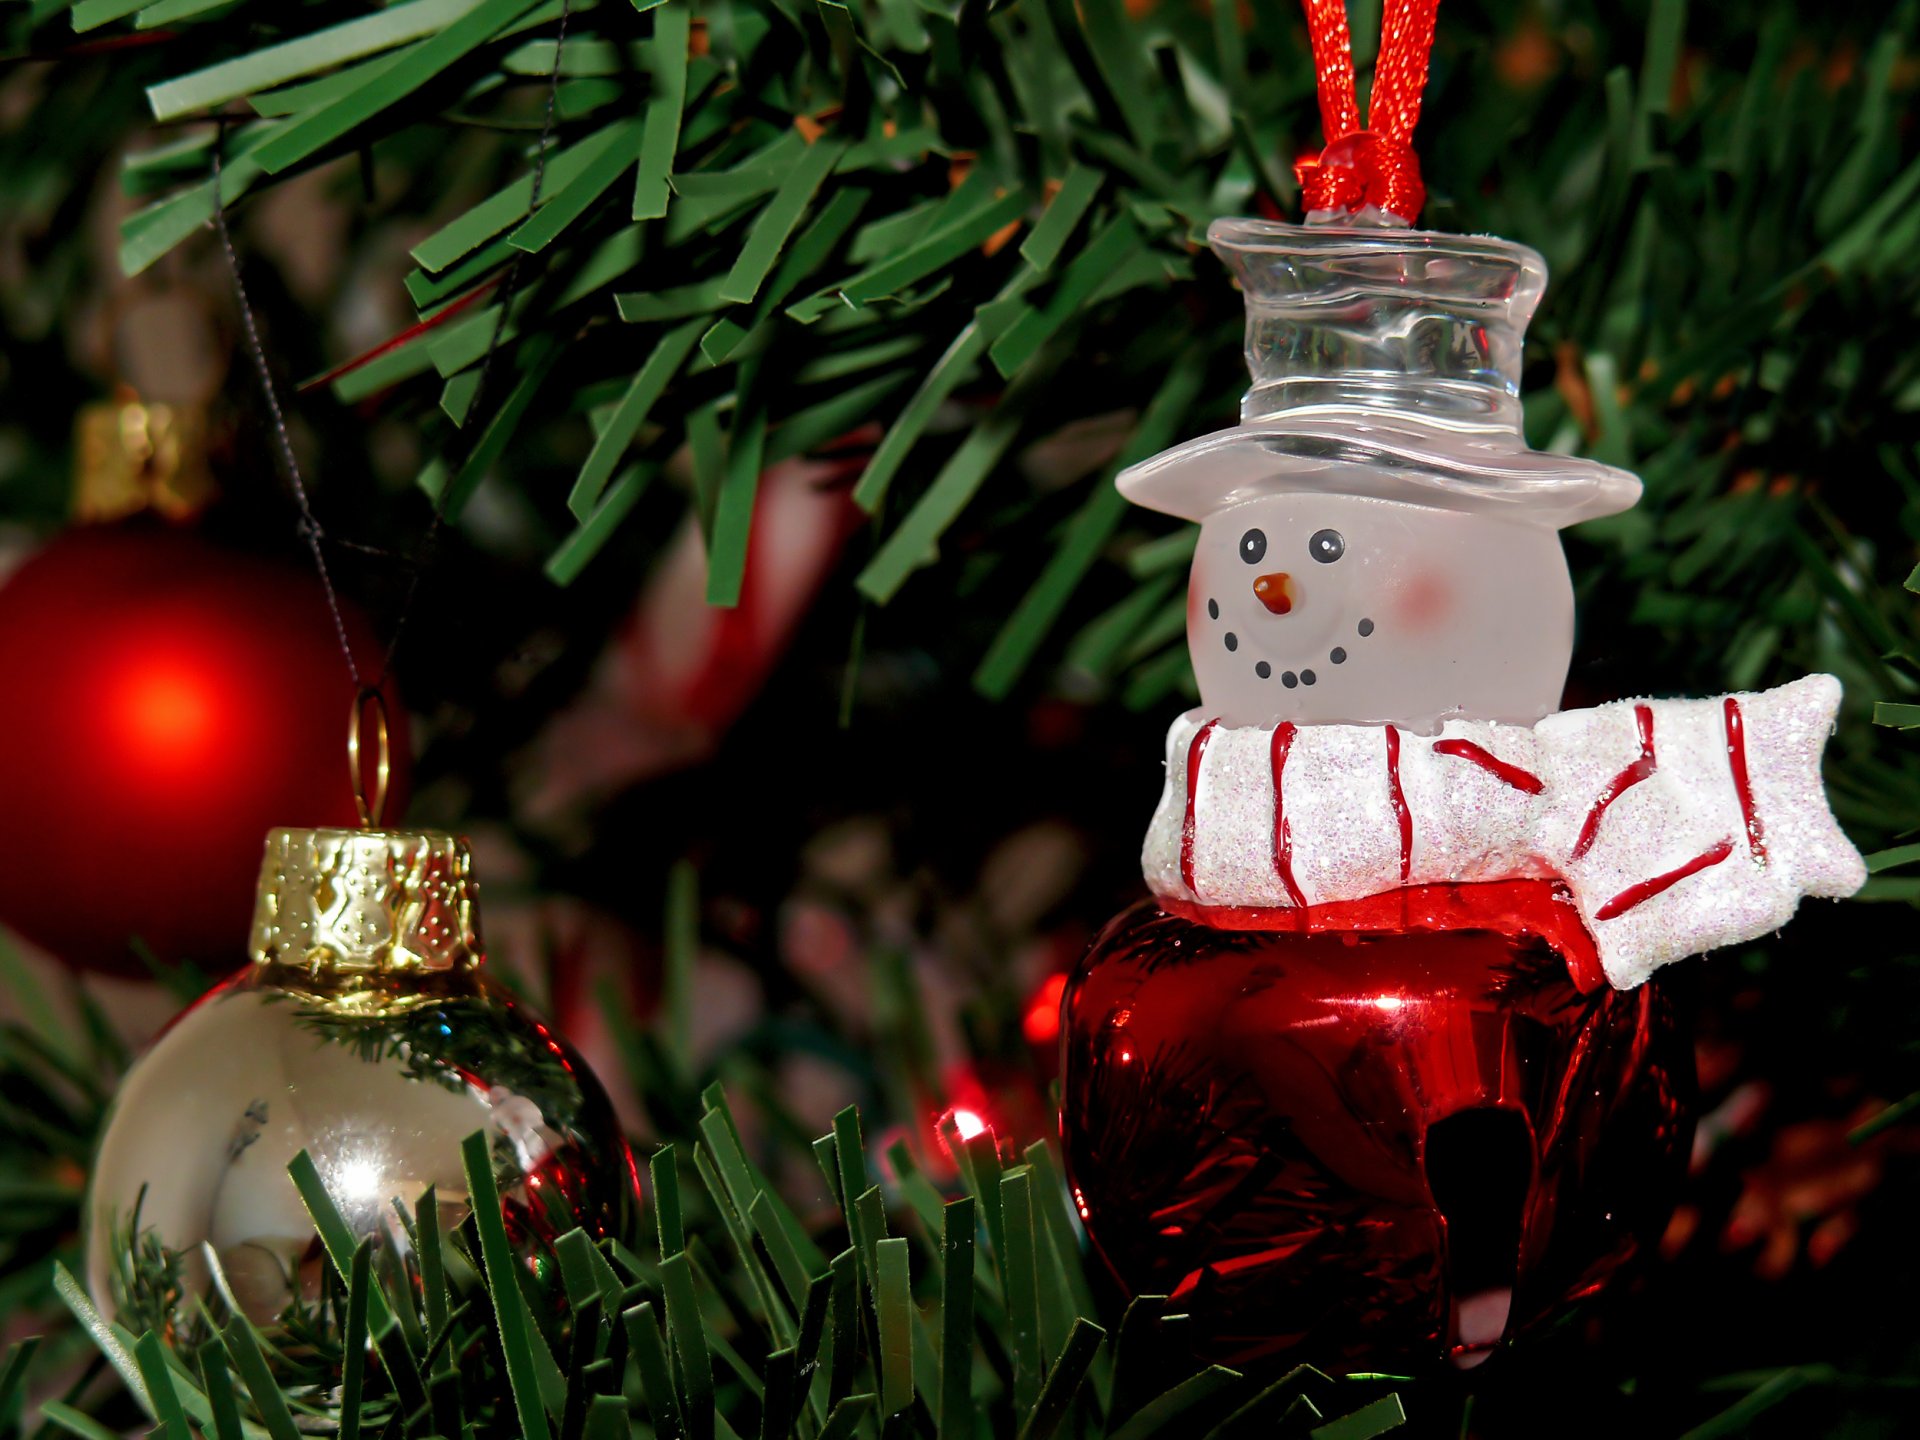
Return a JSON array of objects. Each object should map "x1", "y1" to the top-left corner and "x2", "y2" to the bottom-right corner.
[
  {"x1": 1308, "y1": 529, "x2": 1345, "y2": 564},
  {"x1": 1239, "y1": 529, "x2": 1267, "y2": 565}
]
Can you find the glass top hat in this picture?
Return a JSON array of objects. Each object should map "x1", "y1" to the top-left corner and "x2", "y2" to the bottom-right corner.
[{"x1": 1119, "y1": 218, "x2": 1641, "y2": 530}]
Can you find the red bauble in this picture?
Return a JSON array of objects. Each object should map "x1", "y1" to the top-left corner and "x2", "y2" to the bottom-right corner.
[
  {"x1": 0, "y1": 523, "x2": 405, "y2": 975},
  {"x1": 1060, "y1": 882, "x2": 1695, "y2": 1370}
]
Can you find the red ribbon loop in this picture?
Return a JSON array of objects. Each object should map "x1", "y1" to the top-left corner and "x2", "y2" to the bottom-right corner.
[
  {"x1": 1296, "y1": 0, "x2": 1439, "y2": 224},
  {"x1": 1294, "y1": 131, "x2": 1425, "y2": 221}
]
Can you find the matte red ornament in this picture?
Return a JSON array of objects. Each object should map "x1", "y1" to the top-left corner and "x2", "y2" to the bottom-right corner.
[
  {"x1": 0, "y1": 522, "x2": 405, "y2": 975},
  {"x1": 1060, "y1": 883, "x2": 1695, "y2": 1370}
]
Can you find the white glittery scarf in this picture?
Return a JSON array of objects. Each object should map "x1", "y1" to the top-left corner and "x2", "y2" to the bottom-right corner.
[{"x1": 1142, "y1": 674, "x2": 1866, "y2": 989}]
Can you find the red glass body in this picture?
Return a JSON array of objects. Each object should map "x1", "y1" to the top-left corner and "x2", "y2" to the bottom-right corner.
[{"x1": 1060, "y1": 882, "x2": 1695, "y2": 1370}]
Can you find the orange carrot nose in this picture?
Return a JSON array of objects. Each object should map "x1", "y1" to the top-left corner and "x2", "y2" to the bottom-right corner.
[{"x1": 1253, "y1": 572, "x2": 1295, "y2": 615}]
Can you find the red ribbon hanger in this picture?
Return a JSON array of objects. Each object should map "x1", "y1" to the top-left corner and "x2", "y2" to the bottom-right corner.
[{"x1": 1294, "y1": 0, "x2": 1441, "y2": 224}]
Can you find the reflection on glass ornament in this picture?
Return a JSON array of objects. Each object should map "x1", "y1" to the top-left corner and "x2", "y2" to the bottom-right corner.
[
  {"x1": 1058, "y1": 211, "x2": 1865, "y2": 1370},
  {"x1": 86, "y1": 826, "x2": 636, "y2": 1351}
]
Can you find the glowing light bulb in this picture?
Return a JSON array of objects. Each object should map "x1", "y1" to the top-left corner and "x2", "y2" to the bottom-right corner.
[{"x1": 1373, "y1": 995, "x2": 1406, "y2": 1012}]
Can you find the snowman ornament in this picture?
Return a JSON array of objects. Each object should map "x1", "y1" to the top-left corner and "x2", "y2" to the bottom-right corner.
[
  {"x1": 1124, "y1": 221, "x2": 1864, "y2": 989},
  {"x1": 1058, "y1": 217, "x2": 1867, "y2": 1369}
]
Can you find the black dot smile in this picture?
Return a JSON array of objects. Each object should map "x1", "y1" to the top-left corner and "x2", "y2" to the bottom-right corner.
[{"x1": 1216, "y1": 604, "x2": 1369, "y2": 694}]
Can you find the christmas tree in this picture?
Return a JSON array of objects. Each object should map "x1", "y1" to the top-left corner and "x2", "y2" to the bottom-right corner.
[{"x1": 0, "y1": 0, "x2": 1917, "y2": 1433}]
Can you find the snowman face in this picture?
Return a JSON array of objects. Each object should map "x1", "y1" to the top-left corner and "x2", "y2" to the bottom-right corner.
[{"x1": 1187, "y1": 492, "x2": 1576, "y2": 731}]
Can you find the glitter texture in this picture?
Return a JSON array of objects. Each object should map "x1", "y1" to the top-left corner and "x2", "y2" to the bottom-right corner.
[{"x1": 1142, "y1": 674, "x2": 1865, "y2": 989}]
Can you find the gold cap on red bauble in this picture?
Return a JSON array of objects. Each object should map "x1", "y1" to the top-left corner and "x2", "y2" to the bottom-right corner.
[{"x1": 72, "y1": 388, "x2": 215, "y2": 523}]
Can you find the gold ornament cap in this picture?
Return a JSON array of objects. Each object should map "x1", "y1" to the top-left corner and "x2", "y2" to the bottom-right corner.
[
  {"x1": 73, "y1": 389, "x2": 215, "y2": 523},
  {"x1": 250, "y1": 827, "x2": 484, "y2": 976}
]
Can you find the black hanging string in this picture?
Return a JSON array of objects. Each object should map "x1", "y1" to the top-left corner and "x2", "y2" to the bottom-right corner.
[
  {"x1": 210, "y1": 135, "x2": 364, "y2": 689},
  {"x1": 208, "y1": 0, "x2": 575, "y2": 694}
]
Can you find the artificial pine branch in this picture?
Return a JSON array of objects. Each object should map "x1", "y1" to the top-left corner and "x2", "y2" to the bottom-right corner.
[
  {"x1": 49, "y1": 1090, "x2": 1411, "y2": 1438},
  {"x1": 2, "y1": 1, "x2": 1913, "y2": 752},
  {"x1": 10, "y1": 1, "x2": 1908, "y2": 735}
]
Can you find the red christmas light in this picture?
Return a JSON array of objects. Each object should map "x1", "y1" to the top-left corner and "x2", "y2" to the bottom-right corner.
[{"x1": 1023, "y1": 973, "x2": 1068, "y2": 1045}]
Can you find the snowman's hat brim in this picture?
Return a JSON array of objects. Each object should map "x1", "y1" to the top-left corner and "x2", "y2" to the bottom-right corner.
[{"x1": 1117, "y1": 413, "x2": 1641, "y2": 529}]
